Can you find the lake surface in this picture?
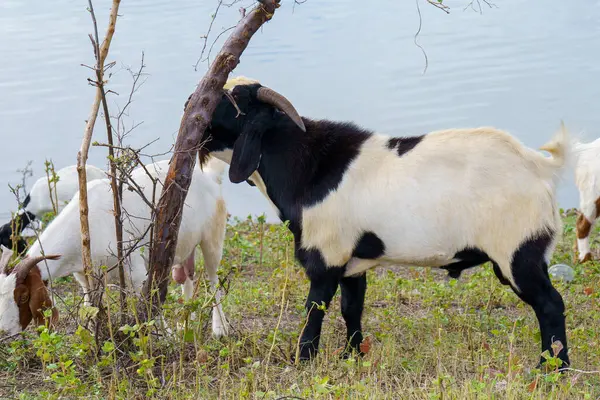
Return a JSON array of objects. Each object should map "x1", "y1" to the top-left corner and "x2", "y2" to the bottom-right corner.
[{"x1": 1, "y1": 0, "x2": 599, "y2": 224}]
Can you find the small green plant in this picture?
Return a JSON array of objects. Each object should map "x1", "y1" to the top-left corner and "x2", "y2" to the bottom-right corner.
[{"x1": 44, "y1": 159, "x2": 60, "y2": 216}]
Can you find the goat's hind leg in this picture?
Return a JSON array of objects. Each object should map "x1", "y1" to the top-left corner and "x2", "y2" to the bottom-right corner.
[
  {"x1": 199, "y1": 230, "x2": 228, "y2": 337},
  {"x1": 504, "y1": 233, "x2": 570, "y2": 369},
  {"x1": 576, "y1": 210, "x2": 596, "y2": 263}
]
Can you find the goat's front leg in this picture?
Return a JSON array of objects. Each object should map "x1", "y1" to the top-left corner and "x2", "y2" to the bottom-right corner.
[
  {"x1": 298, "y1": 250, "x2": 343, "y2": 361},
  {"x1": 340, "y1": 273, "x2": 367, "y2": 358}
]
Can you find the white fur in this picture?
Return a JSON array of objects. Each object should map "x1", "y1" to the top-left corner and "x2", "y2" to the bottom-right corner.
[
  {"x1": 25, "y1": 164, "x2": 106, "y2": 217},
  {"x1": 573, "y1": 136, "x2": 600, "y2": 261},
  {"x1": 0, "y1": 273, "x2": 19, "y2": 335},
  {"x1": 295, "y1": 126, "x2": 568, "y2": 289},
  {"x1": 212, "y1": 149, "x2": 280, "y2": 214},
  {"x1": 24, "y1": 157, "x2": 229, "y2": 336}
]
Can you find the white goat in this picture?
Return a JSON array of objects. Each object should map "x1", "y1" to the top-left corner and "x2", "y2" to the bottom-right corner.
[
  {"x1": 27, "y1": 164, "x2": 107, "y2": 218},
  {"x1": 0, "y1": 164, "x2": 106, "y2": 253},
  {"x1": 573, "y1": 136, "x2": 600, "y2": 262},
  {"x1": 0, "y1": 158, "x2": 229, "y2": 337}
]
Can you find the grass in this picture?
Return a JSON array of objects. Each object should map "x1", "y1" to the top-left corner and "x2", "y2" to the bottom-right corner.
[{"x1": 1, "y1": 210, "x2": 600, "y2": 399}]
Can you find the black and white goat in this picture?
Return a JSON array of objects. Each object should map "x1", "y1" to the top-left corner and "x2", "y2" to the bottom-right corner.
[
  {"x1": 0, "y1": 159, "x2": 229, "y2": 337},
  {"x1": 0, "y1": 164, "x2": 106, "y2": 254},
  {"x1": 185, "y1": 76, "x2": 571, "y2": 367},
  {"x1": 573, "y1": 136, "x2": 600, "y2": 262}
]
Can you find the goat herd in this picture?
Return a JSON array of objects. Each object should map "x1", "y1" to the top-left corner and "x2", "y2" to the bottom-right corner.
[{"x1": 1, "y1": 76, "x2": 599, "y2": 371}]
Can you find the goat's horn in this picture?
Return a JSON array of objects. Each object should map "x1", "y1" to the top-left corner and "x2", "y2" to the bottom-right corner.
[
  {"x1": 13, "y1": 254, "x2": 61, "y2": 282},
  {"x1": 256, "y1": 87, "x2": 306, "y2": 132},
  {"x1": 0, "y1": 245, "x2": 13, "y2": 274}
]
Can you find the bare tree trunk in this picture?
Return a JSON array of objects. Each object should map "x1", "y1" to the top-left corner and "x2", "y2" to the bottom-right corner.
[
  {"x1": 77, "y1": 0, "x2": 122, "y2": 300},
  {"x1": 142, "y1": 0, "x2": 281, "y2": 316}
]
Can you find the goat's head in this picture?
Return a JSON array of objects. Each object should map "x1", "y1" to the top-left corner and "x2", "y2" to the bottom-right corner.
[
  {"x1": 0, "y1": 211, "x2": 36, "y2": 256},
  {"x1": 185, "y1": 76, "x2": 305, "y2": 184},
  {"x1": 0, "y1": 246, "x2": 60, "y2": 336}
]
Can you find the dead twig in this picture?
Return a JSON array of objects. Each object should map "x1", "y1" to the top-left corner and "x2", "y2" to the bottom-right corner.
[{"x1": 427, "y1": 0, "x2": 450, "y2": 13}]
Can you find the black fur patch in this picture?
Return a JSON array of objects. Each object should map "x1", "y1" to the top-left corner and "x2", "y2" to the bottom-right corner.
[
  {"x1": 254, "y1": 118, "x2": 372, "y2": 236},
  {"x1": 352, "y1": 231, "x2": 385, "y2": 259},
  {"x1": 441, "y1": 247, "x2": 490, "y2": 279},
  {"x1": 386, "y1": 135, "x2": 424, "y2": 157},
  {"x1": 295, "y1": 247, "x2": 330, "y2": 279},
  {"x1": 0, "y1": 211, "x2": 35, "y2": 255},
  {"x1": 509, "y1": 228, "x2": 570, "y2": 367},
  {"x1": 511, "y1": 230, "x2": 553, "y2": 267},
  {"x1": 265, "y1": 119, "x2": 372, "y2": 208}
]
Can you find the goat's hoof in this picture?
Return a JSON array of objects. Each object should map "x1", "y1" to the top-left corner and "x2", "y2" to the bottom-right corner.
[
  {"x1": 211, "y1": 324, "x2": 229, "y2": 338},
  {"x1": 290, "y1": 354, "x2": 312, "y2": 364},
  {"x1": 581, "y1": 253, "x2": 593, "y2": 263},
  {"x1": 339, "y1": 348, "x2": 364, "y2": 360},
  {"x1": 293, "y1": 345, "x2": 317, "y2": 363},
  {"x1": 211, "y1": 312, "x2": 230, "y2": 338}
]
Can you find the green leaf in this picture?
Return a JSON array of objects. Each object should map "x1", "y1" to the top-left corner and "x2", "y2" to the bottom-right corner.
[{"x1": 102, "y1": 341, "x2": 115, "y2": 353}]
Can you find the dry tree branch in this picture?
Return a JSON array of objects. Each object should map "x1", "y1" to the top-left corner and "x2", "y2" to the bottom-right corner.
[
  {"x1": 194, "y1": 0, "x2": 225, "y2": 71},
  {"x1": 142, "y1": 0, "x2": 282, "y2": 319},
  {"x1": 464, "y1": 0, "x2": 497, "y2": 13},
  {"x1": 100, "y1": 53, "x2": 146, "y2": 323},
  {"x1": 427, "y1": 0, "x2": 450, "y2": 13},
  {"x1": 193, "y1": 0, "x2": 245, "y2": 71},
  {"x1": 415, "y1": 0, "x2": 496, "y2": 74},
  {"x1": 101, "y1": 72, "x2": 127, "y2": 321},
  {"x1": 78, "y1": 0, "x2": 121, "y2": 307},
  {"x1": 203, "y1": 26, "x2": 237, "y2": 65}
]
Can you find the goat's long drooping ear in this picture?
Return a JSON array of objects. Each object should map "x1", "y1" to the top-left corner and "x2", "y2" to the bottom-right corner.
[
  {"x1": 229, "y1": 109, "x2": 271, "y2": 184},
  {"x1": 29, "y1": 277, "x2": 59, "y2": 330}
]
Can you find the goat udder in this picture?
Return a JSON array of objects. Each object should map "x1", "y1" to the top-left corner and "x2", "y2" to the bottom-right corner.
[{"x1": 171, "y1": 265, "x2": 187, "y2": 284}]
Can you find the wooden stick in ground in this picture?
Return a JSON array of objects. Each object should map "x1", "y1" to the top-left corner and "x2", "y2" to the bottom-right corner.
[
  {"x1": 77, "y1": 0, "x2": 122, "y2": 297},
  {"x1": 142, "y1": 0, "x2": 281, "y2": 316}
]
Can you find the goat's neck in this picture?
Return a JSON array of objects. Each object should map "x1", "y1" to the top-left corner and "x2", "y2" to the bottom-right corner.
[
  {"x1": 256, "y1": 123, "x2": 315, "y2": 236},
  {"x1": 258, "y1": 118, "x2": 359, "y2": 237}
]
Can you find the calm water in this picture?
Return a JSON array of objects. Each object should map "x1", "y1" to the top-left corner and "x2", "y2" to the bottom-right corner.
[{"x1": 1, "y1": 0, "x2": 599, "y2": 223}]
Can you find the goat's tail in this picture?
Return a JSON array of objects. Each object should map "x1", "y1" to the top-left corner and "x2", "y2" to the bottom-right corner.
[
  {"x1": 539, "y1": 121, "x2": 571, "y2": 170},
  {"x1": 203, "y1": 156, "x2": 228, "y2": 185}
]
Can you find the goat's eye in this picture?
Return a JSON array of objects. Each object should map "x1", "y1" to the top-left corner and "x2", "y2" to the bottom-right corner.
[{"x1": 18, "y1": 292, "x2": 29, "y2": 305}]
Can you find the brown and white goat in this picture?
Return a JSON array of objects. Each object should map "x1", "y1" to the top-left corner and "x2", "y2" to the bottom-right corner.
[
  {"x1": 0, "y1": 246, "x2": 60, "y2": 334},
  {"x1": 573, "y1": 136, "x2": 600, "y2": 262}
]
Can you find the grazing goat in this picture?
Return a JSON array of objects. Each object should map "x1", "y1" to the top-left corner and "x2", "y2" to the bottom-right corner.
[
  {"x1": 185, "y1": 76, "x2": 571, "y2": 368},
  {"x1": 0, "y1": 164, "x2": 106, "y2": 254},
  {"x1": 573, "y1": 136, "x2": 600, "y2": 263},
  {"x1": 0, "y1": 158, "x2": 229, "y2": 337},
  {"x1": 0, "y1": 246, "x2": 61, "y2": 334}
]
